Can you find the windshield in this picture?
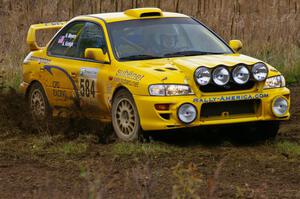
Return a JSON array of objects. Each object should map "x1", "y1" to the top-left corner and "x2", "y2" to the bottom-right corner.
[{"x1": 107, "y1": 18, "x2": 233, "y2": 61}]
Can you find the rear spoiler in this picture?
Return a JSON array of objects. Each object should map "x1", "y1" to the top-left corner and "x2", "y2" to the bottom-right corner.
[{"x1": 27, "y1": 21, "x2": 67, "y2": 51}]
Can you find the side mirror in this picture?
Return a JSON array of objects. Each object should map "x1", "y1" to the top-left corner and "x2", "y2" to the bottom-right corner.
[
  {"x1": 84, "y1": 48, "x2": 110, "y2": 63},
  {"x1": 229, "y1": 40, "x2": 243, "y2": 52}
]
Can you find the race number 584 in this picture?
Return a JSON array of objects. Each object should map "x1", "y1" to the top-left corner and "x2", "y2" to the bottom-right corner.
[{"x1": 80, "y1": 79, "x2": 95, "y2": 98}]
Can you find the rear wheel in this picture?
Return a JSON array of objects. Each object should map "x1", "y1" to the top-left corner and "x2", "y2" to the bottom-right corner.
[
  {"x1": 112, "y1": 90, "x2": 142, "y2": 142},
  {"x1": 28, "y1": 82, "x2": 51, "y2": 120}
]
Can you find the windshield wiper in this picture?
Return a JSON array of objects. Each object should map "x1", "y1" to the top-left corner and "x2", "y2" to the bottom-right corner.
[
  {"x1": 119, "y1": 54, "x2": 163, "y2": 61},
  {"x1": 164, "y1": 51, "x2": 224, "y2": 57}
]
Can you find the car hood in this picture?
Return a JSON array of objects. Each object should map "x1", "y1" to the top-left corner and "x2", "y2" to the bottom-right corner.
[
  {"x1": 171, "y1": 54, "x2": 262, "y2": 68},
  {"x1": 121, "y1": 54, "x2": 277, "y2": 84}
]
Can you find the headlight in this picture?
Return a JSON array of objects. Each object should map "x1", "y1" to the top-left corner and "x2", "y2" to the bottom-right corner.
[
  {"x1": 149, "y1": 85, "x2": 165, "y2": 96},
  {"x1": 252, "y1": 63, "x2": 268, "y2": 81},
  {"x1": 232, "y1": 65, "x2": 250, "y2": 84},
  {"x1": 212, "y1": 67, "x2": 230, "y2": 86},
  {"x1": 264, "y1": 75, "x2": 286, "y2": 89},
  {"x1": 194, "y1": 67, "x2": 211, "y2": 86},
  {"x1": 272, "y1": 96, "x2": 289, "y2": 117},
  {"x1": 149, "y1": 84, "x2": 194, "y2": 96},
  {"x1": 177, "y1": 103, "x2": 197, "y2": 124}
]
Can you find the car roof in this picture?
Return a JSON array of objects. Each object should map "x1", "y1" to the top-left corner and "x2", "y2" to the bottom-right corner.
[{"x1": 87, "y1": 8, "x2": 189, "y2": 23}]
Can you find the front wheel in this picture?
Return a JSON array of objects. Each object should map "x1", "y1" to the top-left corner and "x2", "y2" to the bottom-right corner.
[{"x1": 112, "y1": 90, "x2": 142, "y2": 142}]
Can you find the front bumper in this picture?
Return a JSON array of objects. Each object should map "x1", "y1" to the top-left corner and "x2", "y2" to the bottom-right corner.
[{"x1": 134, "y1": 87, "x2": 290, "y2": 131}]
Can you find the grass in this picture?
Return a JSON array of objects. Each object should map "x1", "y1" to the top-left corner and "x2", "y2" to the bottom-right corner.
[
  {"x1": 172, "y1": 162, "x2": 203, "y2": 198},
  {"x1": 30, "y1": 135, "x2": 88, "y2": 155},
  {"x1": 31, "y1": 135, "x2": 55, "y2": 152},
  {"x1": 0, "y1": 69, "x2": 22, "y2": 90},
  {"x1": 253, "y1": 46, "x2": 300, "y2": 84},
  {"x1": 6, "y1": 73, "x2": 22, "y2": 90},
  {"x1": 242, "y1": 40, "x2": 300, "y2": 84},
  {"x1": 0, "y1": 129, "x2": 179, "y2": 159},
  {"x1": 48, "y1": 142, "x2": 88, "y2": 155},
  {"x1": 0, "y1": 135, "x2": 88, "y2": 157},
  {"x1": 111, "y1": 142, "x2": 181, "y2": 156},
  {"x1": 275, "y1": 141, "x2": 300, "y2": 157}
]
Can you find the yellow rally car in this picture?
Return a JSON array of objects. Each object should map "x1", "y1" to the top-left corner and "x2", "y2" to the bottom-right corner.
[{"x1": 20, "y1": 8, "x2": 290, "y2": 141}]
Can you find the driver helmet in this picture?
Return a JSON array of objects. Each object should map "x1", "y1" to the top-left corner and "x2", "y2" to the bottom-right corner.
[{"x1": 160, "y1": 33, "x2": 178, "y2": 49}]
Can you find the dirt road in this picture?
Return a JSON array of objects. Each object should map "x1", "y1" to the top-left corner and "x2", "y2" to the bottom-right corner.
[{"x1": 0, "y1": 87, "x2": 299, "y2": 199}]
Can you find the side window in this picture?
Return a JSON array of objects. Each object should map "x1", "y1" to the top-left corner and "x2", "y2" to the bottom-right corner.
[
  {"x1": 76, "y1": 22, "x2": 107, "y2": 58},
  {"x1": 48, "y1": 22, "x2": 85, "y2": 57}
]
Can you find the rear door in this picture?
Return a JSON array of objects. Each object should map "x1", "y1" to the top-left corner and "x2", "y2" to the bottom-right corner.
[{"x1": 45, "y1": 20, "x2": 109, "y2": 117}]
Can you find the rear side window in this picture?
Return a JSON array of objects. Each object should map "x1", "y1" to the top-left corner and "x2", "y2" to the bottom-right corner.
[
  {"x1": 48, "y1": 21, "x2": 107, "y2": 59},
  {"x1": 48, "y1": 22, "x2": 85, "y2": 57}
]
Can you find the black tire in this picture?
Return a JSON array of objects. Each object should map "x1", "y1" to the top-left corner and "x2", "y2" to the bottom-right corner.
[
  {"x1": 28, "y1": 82, "x2": 51, "y2": 120},
  {"x1": 111, "y1": 89, "x2": 142, "y2": 142}
]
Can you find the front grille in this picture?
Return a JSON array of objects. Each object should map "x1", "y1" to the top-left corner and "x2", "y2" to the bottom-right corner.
[
  {"x1": 200, "y1": 100, "x2": 260, "y2": 119},
  {"x1": 199, "y1": 80, "x2": 255, "y2": 93}
]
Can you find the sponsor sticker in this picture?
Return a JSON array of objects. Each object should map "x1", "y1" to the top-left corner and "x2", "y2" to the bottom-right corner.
[
  {"x1": 116, "y1": 70, "x2": 144, "y2": 81},
  {"x1": 193, "y1": 93, "x2": 269, "y2": 103},
  {"x1": 80, "y1": 68, "x2": 99, "y2": 79},
  {"x1": 114, "y1": 70, "x2": 144, "y2": 87},
  {"x1": 52, "y1": 81, "x2": 67, "y2": 101},
  {"x1": 58, "y1": 33, "x2": 77, "y2": 47}
]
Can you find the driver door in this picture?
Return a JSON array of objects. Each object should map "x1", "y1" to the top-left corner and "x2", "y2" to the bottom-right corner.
[{"x1": 46, "y1": 20, "x2": 109, "y2": 118}]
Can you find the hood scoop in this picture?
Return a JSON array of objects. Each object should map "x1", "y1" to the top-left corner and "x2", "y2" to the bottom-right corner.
[
  {"x1": 165, "y1": 67, "x2": 178, "y2": 71},
  {"x1": 154, "y1": 68, "x2": 165, "y2": 72},
  {"x1": 124, "y1": 8, "x2": 163, "y2": 18},
  {"x1": 154, "y1": 67, "x2": 179, "y2": 72}
]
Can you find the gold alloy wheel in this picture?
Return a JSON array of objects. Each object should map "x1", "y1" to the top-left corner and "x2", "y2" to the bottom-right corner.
[
  {"x1": 115, "y1": 98, "x2": 136, "y2": 136},
  {"x1": 30, "y1": 88, "x2": 46, "y2": 118},
  {"x1": 112, "y1": 90, "x2": 141, "y2": 141}
]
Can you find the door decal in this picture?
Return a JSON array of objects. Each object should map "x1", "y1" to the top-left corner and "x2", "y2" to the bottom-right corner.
[{"x1": 44, "y1": 65, "x2": 80, "y2": 100}]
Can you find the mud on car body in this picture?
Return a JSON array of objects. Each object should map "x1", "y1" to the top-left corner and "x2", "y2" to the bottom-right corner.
[{"x1": 20, "y1": 8, "x2": 290, "y2": 141}]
